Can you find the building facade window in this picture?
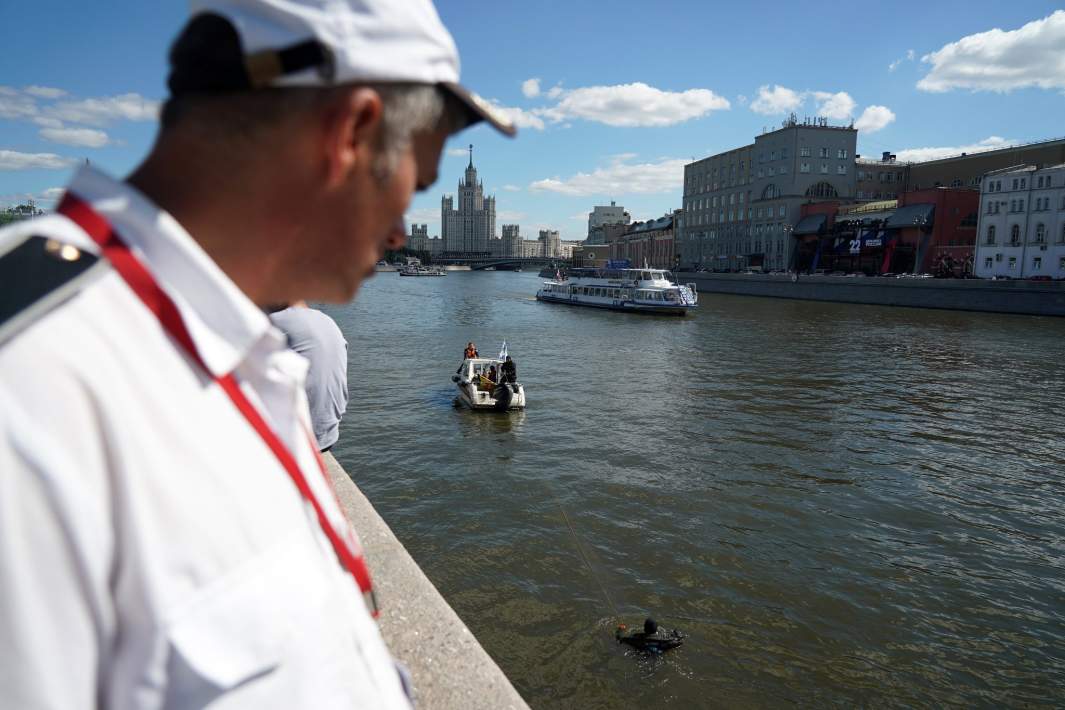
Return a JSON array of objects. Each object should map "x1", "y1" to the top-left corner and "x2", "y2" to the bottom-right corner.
[
  {"x1": 820, "y1": 163, "x2": 828, "y2": 174},
  {"x1": 800, "y1": 162, "x2": 811, "y2": 173},
  {"x1": 986, "y1": 225, "x2": 996, "y2": 245},
  {"x1": 1010, "y1": 224, "x2": 1020, "y2": 244},
  {"x1": 984, "y1": 257, "x2": 993, "y2": 269},
  {"x1": 837, "y1": 165, "x2": 847, "y2": 175},
  {"x1": 1008, "y1": 257, "x2": 1017, "y2": 270},
  {"x1": 1033, "y1": 257, "x2": 1043, "y2": 270},
  {"x1": 1036, "y1": 224, "x2": 1046, "y2": 243},
  {"x1": 800, "y1": 147, "x2": 811, "y2": 157},
  {"x1": 819, "y1": 147, "x2": 829, "y2": 158}
]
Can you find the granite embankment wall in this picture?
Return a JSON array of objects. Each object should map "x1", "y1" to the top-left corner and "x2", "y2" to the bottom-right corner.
[
  {"x1": 324, "y1": 453, "x2": 529, "y2": 710},
  {"x1": 678, "y1": 273, "x2": 1065, "y2": 316}
]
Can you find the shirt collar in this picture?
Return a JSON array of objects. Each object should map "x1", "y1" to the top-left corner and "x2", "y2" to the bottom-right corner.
[{"x1": 66, "y1": 166, "x2": 282, "y2": 377}]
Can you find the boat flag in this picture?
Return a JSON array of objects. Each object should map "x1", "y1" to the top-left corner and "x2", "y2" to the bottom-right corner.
[{"x1": 498, "y1": 340, "x2": 508, "y2": 360}]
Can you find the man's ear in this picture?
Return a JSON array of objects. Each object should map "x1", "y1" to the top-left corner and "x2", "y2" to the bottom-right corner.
[{"x1": 321, "y1": 87, "x2": 383, "y2": 188}]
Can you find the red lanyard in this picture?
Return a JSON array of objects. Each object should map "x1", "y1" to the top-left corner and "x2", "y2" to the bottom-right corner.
[{"x1": 57, "y1": 192, "x2": 378, "y2": 616}]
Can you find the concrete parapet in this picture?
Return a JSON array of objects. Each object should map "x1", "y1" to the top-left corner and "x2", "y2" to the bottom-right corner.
[
  {"x1": 679, "y1": 272, "x2": 1065, "y2": 316},
  {"x1": 324, "y1": 453, "x2": 529, "y2": 710}
]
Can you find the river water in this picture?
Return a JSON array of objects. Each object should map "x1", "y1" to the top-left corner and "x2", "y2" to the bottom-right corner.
[{"x1": 324, "y1": 270, "x2": 1065, "y2": 709}]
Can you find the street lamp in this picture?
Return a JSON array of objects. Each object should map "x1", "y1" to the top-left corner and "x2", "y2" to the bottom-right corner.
[
  {"x1": 911, "y1": 215, "x2": 929, "y2": 275},
  {"x1": 781, "y1": 223, "x2": 794, "y2": 272}
]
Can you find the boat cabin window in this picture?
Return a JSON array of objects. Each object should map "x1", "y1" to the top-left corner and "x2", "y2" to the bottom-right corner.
[{"x1": 642, "y1": 271, "x2": 651, "y2": 280}]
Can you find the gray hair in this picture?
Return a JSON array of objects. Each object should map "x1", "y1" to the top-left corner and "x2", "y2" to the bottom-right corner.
[
  {"x1": 370, "y1": 83, "x2": 447, "y2": 180},
  {"x1": 160, "y1": 83, "x2": 464, "y2": 182}
]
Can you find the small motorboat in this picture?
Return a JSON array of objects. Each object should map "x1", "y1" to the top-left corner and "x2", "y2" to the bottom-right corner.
[{"x1": 452, "y1": 357, "x2": 526, "y2": 411}]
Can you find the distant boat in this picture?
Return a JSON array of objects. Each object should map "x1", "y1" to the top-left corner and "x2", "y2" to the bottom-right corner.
[
  {"x1": 374, "y1": 260, "x2": 398, "y2": 272},
  {"x1": 536, "y1": 267, "x2": 697, "y2": 316},
  {"x1": 399, "y1": 264, "x2": 445, "y2": 277}
]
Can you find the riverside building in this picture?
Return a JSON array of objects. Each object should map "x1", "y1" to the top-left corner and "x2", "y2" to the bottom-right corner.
[
  {"x1": 679, "y1": 115, "x2": 857, "y2": 272},
  {"x1": 539, "y1": 229, "x2": 561, "y2": 258},
  {"x1": 974, "y1": 164, "x2": 1065, "y2": 279},
  {"x1": 441, "y1": 145, "x2": 496, "y2": 256},
  {"x1": 587, "y1": 201, "x2": 631, "y2": 244}
]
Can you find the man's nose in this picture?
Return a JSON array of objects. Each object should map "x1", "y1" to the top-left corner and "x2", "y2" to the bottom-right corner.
[{"x1": 385, "y1": 219, "x2": 406, "y2": 250}]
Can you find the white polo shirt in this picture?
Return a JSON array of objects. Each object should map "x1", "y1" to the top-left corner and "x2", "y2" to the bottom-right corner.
[{"x1": 0, "y1": 167, "x2": 410, "y2": 709}]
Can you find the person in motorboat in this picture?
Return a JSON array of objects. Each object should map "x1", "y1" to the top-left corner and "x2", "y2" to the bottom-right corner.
[
  {"x1": 500, "y1": 355, "x2": 516, "y2": 384},
  {"x1": 615, "y1": 618, "x2": 684, "y2": 653},
  {"x1": 464, "y1": 342, "x2": 479, "y2": 359},
  {"x1": 478, "y1": 365, "x2": 498, "y2": 390}
]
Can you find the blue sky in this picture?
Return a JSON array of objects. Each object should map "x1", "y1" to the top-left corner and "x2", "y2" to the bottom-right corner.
[{"x1": 2, "y1": 1, "x2": 1063, "y2": 241}]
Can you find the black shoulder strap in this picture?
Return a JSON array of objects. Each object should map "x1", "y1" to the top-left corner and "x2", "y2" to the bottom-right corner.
[{"x1": 0, "y1": 235, "x2": 108, "y2": 346}]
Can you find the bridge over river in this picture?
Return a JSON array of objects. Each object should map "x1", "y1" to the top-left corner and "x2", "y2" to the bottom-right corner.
[{"x1": 431, "y1": 256, "x2": 567, "y2": 271}]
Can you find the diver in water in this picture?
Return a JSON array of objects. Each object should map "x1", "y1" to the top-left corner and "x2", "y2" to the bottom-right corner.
[{"x1": 615, "y1": 618, "x2": 684, "y2": 653}]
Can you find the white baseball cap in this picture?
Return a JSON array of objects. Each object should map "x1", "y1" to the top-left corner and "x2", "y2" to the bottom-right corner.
[{"x1": 170, "y1": 0, "x2": 515, "y2": 136}]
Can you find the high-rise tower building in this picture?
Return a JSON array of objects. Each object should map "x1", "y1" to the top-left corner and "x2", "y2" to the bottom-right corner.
[{"x1": 441, "y1": 144, "x2": 496, "y2": 255}]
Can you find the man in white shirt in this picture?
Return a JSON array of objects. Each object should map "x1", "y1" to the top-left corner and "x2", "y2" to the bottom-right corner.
[{"x1": 0, "y1": 1, "x2": 515, "y2": 708}]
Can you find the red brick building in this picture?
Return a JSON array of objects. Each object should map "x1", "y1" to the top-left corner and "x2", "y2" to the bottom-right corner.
[
  {"x1": 608, "y1": 213, "x2": 676, "y2": 269},
  {"x1": 792, "y1": 188, "x2": 978, "y2": 275}
]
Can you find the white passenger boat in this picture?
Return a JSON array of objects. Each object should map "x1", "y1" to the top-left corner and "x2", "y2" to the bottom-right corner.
[
  {"x1": 399, "y1": 264, "x2": 445, "y2": 276},
  {"x1": 536, "y1": 267, "x2": 697, "y2": 316},
  {"x1": 452, "y1": 357, "x2": 526, "y2": 411}
]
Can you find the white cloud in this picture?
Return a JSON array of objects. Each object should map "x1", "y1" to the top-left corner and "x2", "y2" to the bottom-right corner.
[
  {"x1": 502, "y1": 184, "x2": 521, "y2": 192},
  {"x1": 888, "y1": 49, "x2": 916, "y2": 72},
  {"x1": 893, "y1": 136, "x2": 1015, "y2": 163},
  {"x1": 812, "y1": 91, "x2": 856, "y2": 120},
  {"x1": 750, "y1": 84, "x2": 802, "y2": 115},
  {"x1": 736, "y1": 94, "x2": 748, "y2": 105},
  {"x1": 0, "y1": 150, "x2": 77, "y2": 170},
  {"x1": 24, "y1": 85, "x2": 67, "y2": 99},
  {"x1": 853, "y1": 105, "x2": 896, "y2": 133},
  {"x1": 486, "y1": 100, "x2": 545, "y2": 130},
  {"x1": 521, "y1": 78, "x2": 541, "y2": 98},
  {"x1": 39, "y1": 126, "x2": 111, "y2": 147},
  {"x1": 0, "y1": 92, "x2": 39, "y2": 121},
  {"x1": 49, "y1": 93, "x2": 159, "y2": 125},
  {"x1": 0, "y1": 187, "x2": 65, "y2": 208},
  {"x1": 918, "y1": 10, "x2": 1065, "y2": 92},
  {"x1": 529, "y1": 154, "x2": 685, "y2": 196},
  {"x1": 545, "y1": 84, "x2": 563, "y2": 99},
  {"x1": 446, "y1": 147, "x2": 469, "y2": 157},
  {"x1": 537, "y1": 82, "x2": 728, "y2": 127}
]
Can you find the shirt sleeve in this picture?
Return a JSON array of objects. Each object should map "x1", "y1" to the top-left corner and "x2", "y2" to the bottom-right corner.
[{"x1": 0, "y1": 387, "x2": 113, "y2": 710}]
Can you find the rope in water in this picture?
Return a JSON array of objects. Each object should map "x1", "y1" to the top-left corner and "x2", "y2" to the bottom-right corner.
[{"x1": 543, "y1": 481, "x2": 621, "y2": 620}]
